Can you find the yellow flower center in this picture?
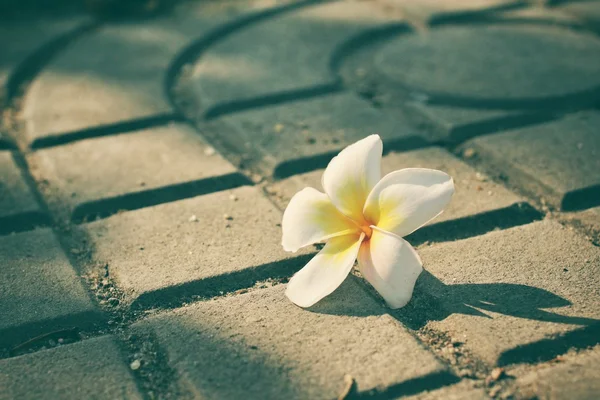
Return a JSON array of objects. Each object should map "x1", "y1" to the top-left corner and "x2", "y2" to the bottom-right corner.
[{"x1": 359, "y1": 224, "x2": 373, "y2": 240}]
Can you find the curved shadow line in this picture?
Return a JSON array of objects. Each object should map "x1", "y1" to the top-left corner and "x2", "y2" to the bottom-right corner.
[
  {"x1": 331, "y1": 15, "x2": 600, "y2": 113},
  {"x1": 4, "y1": 20, "x2": 99, "y2": 106},
  {"x1": 428, "y1": 0, "x2": 529, "y2": 26},
  {"x1": 164, "y1": 0, "x2": 332, "y2": 112},
  {"x1": 328, "y1": 22, "x2": 412, "y2": 74}
]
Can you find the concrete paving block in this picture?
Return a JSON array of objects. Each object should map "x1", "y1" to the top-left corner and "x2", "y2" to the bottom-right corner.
[
  {"x1": 371, "y1": 21, "x2": 600, "y2": 140},
  {"x1": 20, "y1": 4, "x2": 242, "y2": 142},
  {"x1": 85, "y1": 186, "x2": 301, "y2": 306},
  {"x1": 514, "y1": 345, "x2": 600, "y2": 400},
  {"x1": 29, "y1": 123, "x2": 239, "y2": 220},
  {"x1": 132, "y1": 279, "x2": 452, "y2": 399},
  {"x1": 465, "y1": 112, "x2": 600, "y2": 210},
  {"x1": 0, "y1": 228, "x2": 101, "y2": 347},
  {"x1": 0, "y1": 336, "x2": 142, "y2": 400},
  {"x1": 211, "y1": 92, "x2": 428, "y2": 178},
  {"x1": 396, "y1": 220, "x2": 600, "y2": 366},
  {"x1": 191, "y1": 1, "x2": 399, "y2": 108}
]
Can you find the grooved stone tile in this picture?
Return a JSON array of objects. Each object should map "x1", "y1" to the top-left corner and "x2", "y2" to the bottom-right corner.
[
  {"x1": 30, "y1": 124, "x2": 237, "y2": 216},
  {"x1": 211, "y1": 92, "x2": 428, "y2": 177},
  {"x1": 192, "y1": 1, "x2": 400, "y2": 107},
  {"x1": 370, "y1": 22, "x2": 600, "y2": 140},
  {"x1": 564, "y1": 206, "x2": 600, "y2": 244},
  {"x1": 398, "y1": 220, "x2": 600, "y2": 365},
  {"x1": 0, "y1": 228, "x2": 101, "y2": 347},
  {"x1": 0, "y1": 151, "x2": 40, "y2": 220},
  {"x1": 132, "y1": 279, "x2": 449, "y2": 399},
  {"x1": 268, "y1": 146, "x2": 524, "y2": 225},
  {"x1": 21, "y1": 2, "x2": 249, "y2": 142},
  {"x1": 514, "y1": 346, "x2": 600, "y2": 400},
  {"x1": 0, "y1": 336, "x2": 142, "y2": 400},
  {"x1": 465, "y1": 112, "x2": 600, "y2": 210},
  {"x1": 85, "y1": 186, "x2": 298, "y2": 303}
]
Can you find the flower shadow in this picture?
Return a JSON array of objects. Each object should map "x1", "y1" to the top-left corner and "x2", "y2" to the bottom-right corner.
[
  {"x1": 310, "y1": 271, "x2": 600, "y2": 331},
  {"x1": 392, "y1": 270, "x2": 600, "y2": 330}
]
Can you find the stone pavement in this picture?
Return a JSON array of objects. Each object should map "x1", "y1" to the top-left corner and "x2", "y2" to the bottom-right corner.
[{"x1": 1, "y1": 0, "x2": 599, "y2": 399}]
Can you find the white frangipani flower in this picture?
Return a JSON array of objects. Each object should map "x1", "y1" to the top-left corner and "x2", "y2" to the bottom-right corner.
[{"x1": 281, "y1": 134, "x2": 454, "y2": 309}]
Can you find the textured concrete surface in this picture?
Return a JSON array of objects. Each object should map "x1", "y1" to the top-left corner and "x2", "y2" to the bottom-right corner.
[
  {"x1": 192, "y1": 1, "x2": 398, "y2": 107},
  {"x1": 465, "y1": 112, "x2": 600, "y2": 210},
  {"x1": 347, "y1": 13, "x2": 600, "y2": 140},
  {"x1": 209, "y1": 92, "x2": 425, "y2": 177},
  {"x1": 30, "y1": 124, "x2": 238, "y2": 217},
  {"x1": 0, "y1": 151, "x2": 40, "y2": 220},
  {"x1": 2, "y1": 0, "x2": 600, "y2": 398},
  {"x1": 133, "y1": 278, "x2": 450, "y2": 400},
  {"x1": 405, "y1": 220, "x2": 600, "y2": 365},
  {"x1": 514, "y1": 345, "x2": 600, "y2": 400},
  {"x1": 0, "y1": 336, "x2": 142, "y2": 400},
  {"x1": 0, "y1": 228, "x2": 100, "y2": 347},
  {"x1": 375, "y1": 25, "x2": 600, "y2": 100},
  {"x1": 564, "y1": 206, "x2": 600, "y2": 245},
  {"x1": 85, "y1": 186, "x2": 302, "y2": 303},
  {"x1": 20, "y1": 5, "x2": 244, "y2": 141}
]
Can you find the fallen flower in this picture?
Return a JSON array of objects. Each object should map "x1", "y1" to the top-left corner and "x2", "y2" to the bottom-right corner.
[{"x1": 281, "y1": 134, "x2": 454, "y2": 308}]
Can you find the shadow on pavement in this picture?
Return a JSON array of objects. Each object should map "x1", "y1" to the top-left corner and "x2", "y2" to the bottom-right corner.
[{"x1": 393, "y1": 270, "x2": 600, "y2": 330}]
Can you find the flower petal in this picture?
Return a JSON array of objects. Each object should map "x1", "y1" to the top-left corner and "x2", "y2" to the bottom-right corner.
[
  {"x1": 282, "y1": 187, "x2": 359, "y2": 252},
  {"x1": 286, "y1": 233, "x2": 364, "y2": 308},
  {"x1": 322, "y1": 134, "x2": 382, "y2": 223},
  {"x1": 363, "y1": 168, "x2": 454, "y2": 237},
  {"x1": 358, "y1": 230, "x2": 422, "y2": 309}
]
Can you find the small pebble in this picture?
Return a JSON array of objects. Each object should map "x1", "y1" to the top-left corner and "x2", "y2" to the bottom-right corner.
[
  {"x1": 189, "y1": 215, "x2": 198, "y2": 222},
  {"x1": 274, "y1": 123, "x2": 284, "y2": 133},
  {"x1": 463, "y1": 148, "x2": 476, "y2": 159},
  {"x1": 107, "y1": 297, "x2": 120, "y2": 306},
  {"x1": 229, "y1": 194, "x2": 238, "y2": 201},
  {"x1": 490, "y1": 367, "x2": 504, "y2": 381},
  {"x1": 475, "y1": 172, "x2": 486, "y2": 181},
  {"x1": 223, "y1": 214, "x2": 233, "y2": 220},
  {"x1": 204, "y1": 146, "x2": 216, "y2": 156},
  {"x1": 130, "y1": 360, "x2": 141, "y2": 370}
]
